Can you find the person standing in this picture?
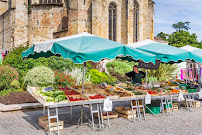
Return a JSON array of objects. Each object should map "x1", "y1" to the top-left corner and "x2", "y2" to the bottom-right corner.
[{"x1": 125, "y1": 65, "x2": 145, "y2": 84}]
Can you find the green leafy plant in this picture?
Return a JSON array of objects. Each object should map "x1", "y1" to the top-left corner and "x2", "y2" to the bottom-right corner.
[
  {"x1": 145, "y1": 64, "x2": 178, "y2": 82},
  {"x1": 55, "y1": 71, "x2": 76, "y2": 87},
  {"x1": 65, "y1": 67, "x2": 91, "y2": 86},
  {"x1": 24, "y1": 66, "x2": 55, "y2": 87},
  {"x1": 11, "y1": 80, "x2": 21, "y2": 89},
  {"x1": 48, "y1": 56, "x2": 73, "y2": 72},
  {"x1": 0, "y1": 88, "x2": 23, "y2": 97},
  {"x1": 0, "y1": 65, "x2": 19, "y2": 90},
  {"x1": 106, "y1": 59, "x2": 136, "y2": 81},
  {"x1": 38, "y1": 89, "x2": 67, "y2": 102},
  {"x1": 88, "y1": 69, "x2": 117, "y2": 85},
  {"x1": 2, "y1": 46, "x2": 74, "y2": 88}
]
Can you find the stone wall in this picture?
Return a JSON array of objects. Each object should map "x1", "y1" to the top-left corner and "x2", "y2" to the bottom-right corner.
[
  {"x1": 0, "y1": 10, "x2": 14, "y2": 52},
  {"x1": 0, "y1": 0, "x2": 8, "y2": 15},
  {"x1": 0, "y1": 0, "x2": 155, "y2": 50}
]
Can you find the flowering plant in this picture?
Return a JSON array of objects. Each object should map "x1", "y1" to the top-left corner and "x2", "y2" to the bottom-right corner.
[
  {"x1": 55, "y1": 71, "x2": 76, "y2": 88},
  {"x1": 0, "y1": 65, "x2": 19, "y2": 90},
  {"x1": 65, "y1": 67, "x2": 91, "y2": 86}
]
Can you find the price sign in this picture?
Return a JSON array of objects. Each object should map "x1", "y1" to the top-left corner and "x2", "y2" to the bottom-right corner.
[{"x1": 138, "y1": 60, "x2": 160, "y2": 70}]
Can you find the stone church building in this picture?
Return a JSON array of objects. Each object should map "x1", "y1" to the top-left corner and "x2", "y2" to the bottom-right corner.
[{"x1": 0, "y1": 0, "x2": 154, "y2": 52}]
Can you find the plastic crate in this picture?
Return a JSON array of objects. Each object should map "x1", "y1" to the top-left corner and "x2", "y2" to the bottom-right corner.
[
  {"x1": 188, "y1": 89, "x2": 197, "y2": 93},
  {"x1": 179, "y1": 84, "x2": 188, "y2": 89},
  {"x1": 146, "y1": 105, "x2": 161, "y2": 114},
  {"x1": 164, "y1": 103, "x2": 172, "y2": 109}
]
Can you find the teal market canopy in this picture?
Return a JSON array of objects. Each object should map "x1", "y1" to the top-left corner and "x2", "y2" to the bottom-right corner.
[
  {"x1": 22, "y1": 32, "x2": 157, "y2": 64},
  {"x1": 180, "y1": 45, "x2": 202, "y2": 63},
  {"x1": 128, "y1": 39, "x2": 202, "y2": 63}
]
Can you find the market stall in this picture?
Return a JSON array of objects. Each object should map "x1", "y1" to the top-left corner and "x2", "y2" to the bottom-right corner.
[
  {"x1": 22, "y1": 32, "x2": 158, "y2": 135},
  {"x1": 22, "y1": 33, "x2": 201, "y2": 135}
]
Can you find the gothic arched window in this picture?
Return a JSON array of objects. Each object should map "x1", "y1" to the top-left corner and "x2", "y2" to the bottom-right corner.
[
  {"x1": 133, "y1": 0, "x2": 139, "y2": 42},
  {"x1": 109, "y1": 2, "x2": 117, "y2": 41}
]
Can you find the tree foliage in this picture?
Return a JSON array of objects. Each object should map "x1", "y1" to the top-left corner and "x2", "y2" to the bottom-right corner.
[
  {"x1": 168, "y1": 31, "x2": 198, "y2": 47},
  {"x1": 172, "y1": 21, "x2": 191, "y2": 32},
  {"x1": 157, "y1": 21, "x2": 202, "y2": 48},
  {"x1": 157, "y1": 32, "x2": 169, "y2": 41}
]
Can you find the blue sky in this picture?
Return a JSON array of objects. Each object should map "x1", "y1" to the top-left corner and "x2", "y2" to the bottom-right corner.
[{"x1": 153, "y1": 0, "x2": 202, "y2": 41}]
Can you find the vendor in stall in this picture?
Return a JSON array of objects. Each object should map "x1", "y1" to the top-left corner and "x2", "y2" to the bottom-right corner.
[{"x1": 125, "y1": 65, "x2": 145, "y2": 84}]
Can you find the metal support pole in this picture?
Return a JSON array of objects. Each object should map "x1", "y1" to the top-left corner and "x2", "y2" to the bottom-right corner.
[
  {"x1": 82, "y1": 62, "x2": 85, "y2": 94},
  {"x1": 145, "y1": 69, "x2": 148, "y2": 87},
  {"x1": 80, "y1": 62, "x2": 85, "y2": 124}
]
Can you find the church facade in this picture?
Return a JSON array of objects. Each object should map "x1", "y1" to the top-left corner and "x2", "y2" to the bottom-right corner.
[{"x1": 0, "y1": 0, "x2": 154, "y2": 52}]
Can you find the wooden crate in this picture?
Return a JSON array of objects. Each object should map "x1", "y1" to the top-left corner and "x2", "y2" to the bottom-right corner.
[
  {"x1": 39, "y1": 116, "x2": 64, "y2": 131},
  {"x1": 183, "y1": 101, "x2": 200, "y2": 108},
  {"x1": 93, "y1": 88, "x2": 119, "y2": 99},
  {"x1": 27, "y1": 85, "x2": 69, "y2": 106},
  {"x1": 67, "y1": 94, "x2": 89, "y2": 103},
  {"x1": 84, "y1": 93, "x2": 106, "y2": 101},
  {"x1": 115, "y1": 106, "x2": 136, "y2": 115},
  {"x1": 195, "y1": 101, "x2": 200, "y2": 108},
  {"x1": 116, "y1": 87, "x2": 135, "y2": 97},
  {"x1": 95, "y1": 112, "x2": 118, "y2": 119},
  {"x1": 132, "y1": 100, "x2": 143, "y2": 106},
  {"x1": 118, "y1": 113, "x2": 136, "y2": 119},
  {"x1": 164, "y1": 106, "x2": 178, "y2": 113}
]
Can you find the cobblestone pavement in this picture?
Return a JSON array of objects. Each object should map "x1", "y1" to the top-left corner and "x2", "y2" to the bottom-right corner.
[{"x1": 0, "y1": 102, "x2": 202, "y2": 135}]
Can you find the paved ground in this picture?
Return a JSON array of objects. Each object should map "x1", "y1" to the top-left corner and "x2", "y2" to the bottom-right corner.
[{"x1": 0, "y1": 102, "x2": 202, "y2": 135}]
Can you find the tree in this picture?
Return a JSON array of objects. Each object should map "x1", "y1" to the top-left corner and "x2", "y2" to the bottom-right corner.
[
  {"x1": 157, "y1": 32, "x2": 169, "y2": 41},
  {"x1": 172, "y1": 21, "x2": 191, "y2": 32},
  {"x1": 168, "y1": 31, "x2": 198, "y2": 47}
]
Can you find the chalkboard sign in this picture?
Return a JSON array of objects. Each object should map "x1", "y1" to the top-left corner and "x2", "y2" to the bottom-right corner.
[
  {"x1": 138, "y1": 60, "x2": 160, "y2": 70},
  {"x1": 43, "y1": 86, "x2": 54, "y2": 92}
]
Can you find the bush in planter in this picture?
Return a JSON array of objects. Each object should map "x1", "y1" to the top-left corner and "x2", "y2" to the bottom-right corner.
[
  {"x1": 106, "y1": 59, "x2": 136, "y2": 81},
  {"x1": 87, "y1": 69, "x2": 117, "y2": 85},
  {"x1": 0, "y1": 65, "x2": 19, "y2": 90},
  {"x1": 24, "y1": 66, "x2": 55, "y2": 87},
  {"x1": 55, "y1": 71, "x2": 76, "y2": 87}
]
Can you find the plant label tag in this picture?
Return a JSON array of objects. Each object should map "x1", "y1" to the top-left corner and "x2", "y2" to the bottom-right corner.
[{"x1": 43, "y1": 86, "x2": 54, "y2": 92}]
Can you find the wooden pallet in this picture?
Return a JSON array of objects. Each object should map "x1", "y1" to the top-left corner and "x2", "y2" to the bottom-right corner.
[
  {"x1": 39, "y1": 116, "x2": 64, "y2": 131},
  {"x1": 164, "y1": 106, "x2": 178, "y2": 113},
  {"x1": 118, "y1": 113, "x2": 136, "y2": 119},
  {"x1": 115, "y1": 106, "x2": 136, "y2": 115},
  {"x1": 183, "y1": 101, "x2": 200, "y2": 108},
  {"x1": 95, "y1": 112, "x2": 118, "y2": 119}
]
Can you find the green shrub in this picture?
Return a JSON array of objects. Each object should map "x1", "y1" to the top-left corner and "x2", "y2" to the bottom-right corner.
[
  {"x1": 11, "y1": 80, "x2": 21, "y2": 89},
  {"x1": 54, "y1": 71, "x2": 76, "y2": 87},
  {"x1": 0, "y1": 65, "x2": 19, "y2": 90},
  {"x1": 0, "y1": 88, "x2": 23, "y2": 97},
  {"x1": 24, "y1": 66, "x2": 55, "y2": 87},
  {"x1": 88, "y1": 69, "x2": 117, "y2": 85},
  {"x1": 106, "y1": 59, "x2": 136, "y2": 81},
  {"x1": 145, "y1": 64, "x2": 178, "y2": 82},
  {"x1": 2, "y1": 46, "x2": 74, "y2": 88},
  {"x1": 48, "y1": 56, "x2": 73, "y2": 72}
]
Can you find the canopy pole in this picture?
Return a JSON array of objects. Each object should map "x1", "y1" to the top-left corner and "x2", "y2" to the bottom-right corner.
[
  {"x1": 145, "y1": 69, "x2": 148, "y2": 88},
  {"x1": 82, "y1": 62, "x2": 85, "y2": 94},
  {"x1": 81, "y1": 62, "x2": 85, "y2": 125},
  {"x1": 186, "y1": 62, "x2": 188, "y2": 84}
]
